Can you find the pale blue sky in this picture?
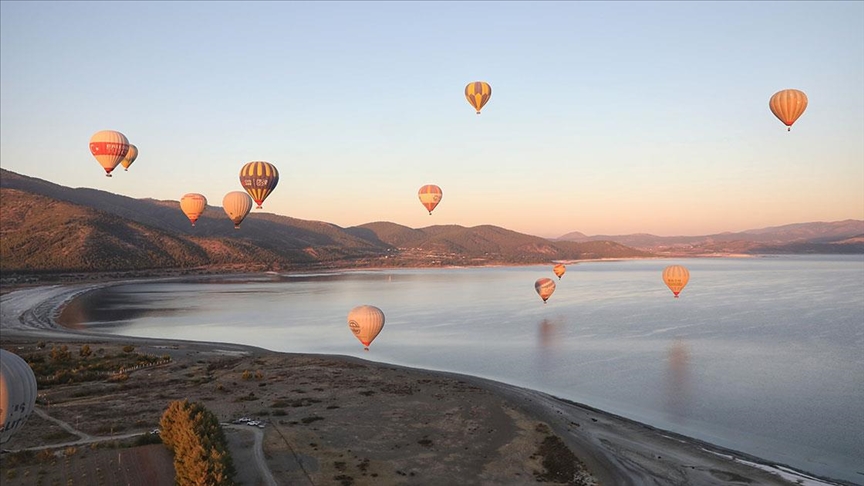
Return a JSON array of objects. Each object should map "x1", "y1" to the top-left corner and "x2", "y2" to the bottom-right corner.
[{"x1": 2, "y1": 1, "x2": 862, "y2": 238}]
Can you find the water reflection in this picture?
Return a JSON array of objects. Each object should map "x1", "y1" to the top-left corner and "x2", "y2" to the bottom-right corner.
[{"x1": 664, "y1": 338, "x2": 692, "y2": 423}]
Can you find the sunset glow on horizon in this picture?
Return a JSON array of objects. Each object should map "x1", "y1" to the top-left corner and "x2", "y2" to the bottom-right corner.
[{"x1": 1, "y1": 1, "x2": 861, "y2": 239}]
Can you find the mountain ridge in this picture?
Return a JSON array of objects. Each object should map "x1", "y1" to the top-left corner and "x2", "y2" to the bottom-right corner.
[
  {"x1": 557, "y1": 220, "x2": 864, "y2": 255},
  {"x1": 0, "y1": 169, "x2": 651, "y2": 276}
]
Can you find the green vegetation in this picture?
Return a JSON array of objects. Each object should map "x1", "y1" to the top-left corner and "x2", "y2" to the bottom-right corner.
[
  {"x1": 22, "y1": 343, "x2": 169, "y2": 388},
  {"x1": 160, "y1": 400, "x2": 235, "y2": 486}
]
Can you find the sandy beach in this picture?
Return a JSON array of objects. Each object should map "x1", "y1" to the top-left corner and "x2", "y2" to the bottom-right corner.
[{"x1": 0, "y1": 282, "x2": 846, "y2": 486}]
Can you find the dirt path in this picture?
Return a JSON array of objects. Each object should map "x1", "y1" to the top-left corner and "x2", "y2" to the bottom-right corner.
[
  {"x1": 31, "y1": 408, "x2": 92, "y2": 441},
  {"x1": 224, "y1": 425, "x2": 277, "y2": 486}
]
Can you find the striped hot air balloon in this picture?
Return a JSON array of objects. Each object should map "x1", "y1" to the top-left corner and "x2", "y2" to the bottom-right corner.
[
  {"x1": 662, "y1": 265, "x2": 690, "y2": 298},
  {"x1": 0, "y1": 349, "x2": 38, "y2": 445},
  {"x1": 239, "y1": 161, "x2": 279, "y2": 209},
  {"x1": 418, "y1": 184, "x2": 443, "y2": 215},
  {"x1": 120, "y1": 144, "x2": 138, "y2": 171},
  {"x1": 180, "y1": 193, "x2": 207, "y2": 227},
  {"x1": 465, "y1": 81, "x2": 492, "y2": 114},
  {"x1": 769, "y1": 89, "x2": 808, "y2": 131},
  {"x1": 223, "y1": 191, "x2": 253, "y2": 229},
  {"x1": 535, "y1": 278, "x2": 556, "y2": 303},
  {"x1": 89, "y1": 130, "x2": 130, "y2": 177},
  {"x1": 347, "y1": 305, "x2": 385, "y2": 351}
]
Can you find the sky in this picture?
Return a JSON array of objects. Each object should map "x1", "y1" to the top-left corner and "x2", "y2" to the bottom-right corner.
[{"x1": 1, "y1": 1, "x2": 862, "y2": 239}]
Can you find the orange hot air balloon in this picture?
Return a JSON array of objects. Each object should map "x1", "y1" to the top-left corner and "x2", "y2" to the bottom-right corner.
[
  {"x1": 553, "y1": 264, "x2": 566, "y2": 280},
  {"x1": 239, "y1": 161, "x2": 279, "y2": 209},
  {"x1": 769, "y1": 89, "x2": 808, "y2": 131},
  {"x1": 120, "y1": 144, "x2": 138, "y2": 171},
  {"x1": 662, "y1": 265, "x2": 690, "y2": 298},
  {"x1": 535, "y1": 278, "x2": 556, "y2": 303},
  {"x1": 418, "y1": 184, "x2": 443, "y2": 215},
  {"x1": 347, "y1": 305, "x2": 385, "y2": 351},
  {"x1": 223, "y1": 191, "x2": 253, "y2": 229},
  {"x1": 89, "y1": 130, "x2": 130, "y2": 177},
  {"x1": 180, "y1": 193, "x2": 207, "y2": 227},
  {"x1": 465, "y1": 81, "x2": 492, "y2": 114}
]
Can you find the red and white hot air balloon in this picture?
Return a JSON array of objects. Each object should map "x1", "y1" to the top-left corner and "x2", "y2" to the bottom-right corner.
[
  {"x1": 89, "y1": 130, "x2": 130, "y2": 177},
  {"x1": 418, "y1": 184, "x2": 443, "y2": 215}
]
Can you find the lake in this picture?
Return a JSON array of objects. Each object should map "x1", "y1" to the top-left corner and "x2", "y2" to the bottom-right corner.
[{"x1": 58, "y1": 255, "x2": 864, "y2": 484}]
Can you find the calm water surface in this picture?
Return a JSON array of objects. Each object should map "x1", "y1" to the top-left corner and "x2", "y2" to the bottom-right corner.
[{"x1": 59, "y1": 256, "x2": 864, "y2": 484}]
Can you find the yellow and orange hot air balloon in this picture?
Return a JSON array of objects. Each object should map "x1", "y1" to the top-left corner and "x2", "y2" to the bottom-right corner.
[
  {"x1": 769, "y1": 89, "x2": 808, "y2": 131},
  {"x1": 0, "y1": 349, "x2": 38, "y2": 445},
  {"x1": 180, "y1": 193, "x2": 207, "y2": 227},
  {"x1": 553, "y1": 264, "x2": 566, "y2": 280},
  {"x1": 239, "y1": 161, "x2": 279, "y2": 209},
  {"x1": 223, "y1": 191, "x2": 253, "y2": 229},
  {"x1": 418, "y1": 184, "x2": 443, "y2": 215},
  {"x1": 662, "y1": 265, "x2": 690, "y2": 298},
  {"x1": 535, "y1": 278, "x2": 556, "y2": 303},
  {"x1": 465, "y1": 81, "x2": 492, "y2": 114},
  {"x1": 120, "y1": 144, "x2": 138, "y2": 171},
  {"x1": 89, "y1": 130, "x2": 130, "y2": 177},
  {"x1": 347, "y1": 305, "x2": 385, "y2": 351}
]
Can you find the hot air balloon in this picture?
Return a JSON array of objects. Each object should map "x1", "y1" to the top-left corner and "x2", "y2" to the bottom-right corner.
[
  {"x1": 89, "y1": 130, "x2": 130, "y2": 177},
  {"x1": 418, "y1": 184, "x2": 443, "y2": 215},
  {"x1": 239, "y1": 161, "x2": 279, "y2": 209},
  {"x1": 223, "y1": 191, "x2": 253, "y2": 229},
  {"x1": 347, "y1": 305, "x2": 385, "y2": 351},
  {"x1": 120, "y1": 144, "x2": 138, "y2": 171},
  {"x1": 535, "y1": 278, "x2": 556, "y2": 303},
  {"x1": 0, "y1": 349, "x2": 38, "y2": 445},
  {"x1": 662, "y1": 265, "x2": 690, "y2": 298},
  {"x1": 769, "y1": 89, "x2": 808, "y2": 131},
  {"x1": 180, "y1": 193, "x2": 207, "y2": 227},
  {"x1": 465, "y1": 81, "x2": 492, "y2": 114},
  {"x1": 553, "y1": 264, "x2": 566, "y2": 280}
]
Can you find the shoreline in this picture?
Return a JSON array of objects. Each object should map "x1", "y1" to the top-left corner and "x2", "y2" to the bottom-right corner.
[{"x1": 0, "y1": 280, "x2": 850, "y2": 486}]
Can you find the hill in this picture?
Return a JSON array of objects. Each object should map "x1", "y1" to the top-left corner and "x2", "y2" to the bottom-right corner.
[
  {"x1": 0, "y1": 169, "x2": 650, "y2": 277},
  {"x1": 557, "y1": 221, "x2": 864, "y2": 255}
]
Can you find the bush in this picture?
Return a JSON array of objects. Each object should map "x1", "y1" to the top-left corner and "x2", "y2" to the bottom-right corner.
[{"x1": 122, "y1": 345, "x2": 135, "y2": 353}]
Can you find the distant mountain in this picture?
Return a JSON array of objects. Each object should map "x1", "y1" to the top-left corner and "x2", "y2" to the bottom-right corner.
[
  {"x1": 0, "y1": 169, "x2": 650, "y2": 275},
  {"x1": 557, "y1": 220, "x2": 864, "y2": 255}
]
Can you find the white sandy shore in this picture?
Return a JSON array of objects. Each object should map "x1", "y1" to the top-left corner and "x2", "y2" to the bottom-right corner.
[{"x1": 0, "y1": 281, "x2": 849, "y2": 486}]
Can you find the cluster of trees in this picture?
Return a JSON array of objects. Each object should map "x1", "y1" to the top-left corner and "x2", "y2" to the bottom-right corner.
[
  {"x1": 160, "y1": 400, "x2": 235, "y2": 486},
  {"x1": 23, "y1": 343, "x2": 167, "y2": 387}
]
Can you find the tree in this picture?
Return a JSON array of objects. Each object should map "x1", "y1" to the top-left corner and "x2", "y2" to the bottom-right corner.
[
  {"x1": 79, "y1": 345, "x2": 92, "y2": 358},
  {"x1": 160, "y1": 399, "x2": 235, "y2": 486}
]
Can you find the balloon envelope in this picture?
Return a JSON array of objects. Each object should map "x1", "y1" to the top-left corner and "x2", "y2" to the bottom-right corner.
[
  {"x1": 0, "y1": 349, "x2": 38, "y2": 445},
  {"x1": 180, "y1": 193, "x2": 207, "y2": 226},
  {"x1": 89, "y1": 130, "x2": 130, "y2": 177},
  {"x1": 465, "y1": 81, "x2": 492, "y2": 114},
  {"x1": 222, "y1": 191, "x2": 253, "y2": 229},
  {"x1": 553, "y1": 264, "x2": 566, "y2": 279},
  {"x1": 120, "y1": 144, "x2": 138, "y2": 171},
  {"x1": 418, "y1": 184, "x2": 443, "y2": 215},
  {"x1": 347, "y1": 305, "x2": 385, "y2": 350},
  {"x1": 239, "y1": 161, "x2": 279, "y2": 209},
  {"x1": 769, "y1": 89, "x2": 808, "y2": 131},
  {"x1": 662, "y1": 265, "x2": 690, "y2": 298},
  {"x1": 535, "y1": 278, "x2": 556, "y2": 303}
]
